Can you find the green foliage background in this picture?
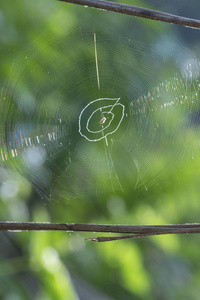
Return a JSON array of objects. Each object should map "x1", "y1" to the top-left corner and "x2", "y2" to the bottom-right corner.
[{"x1": 1, "y1": 0, "x2": 200, "y2": 299}]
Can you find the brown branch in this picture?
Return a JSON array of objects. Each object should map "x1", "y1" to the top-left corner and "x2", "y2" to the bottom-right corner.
[
  {"x1": 58, "y1": 0, "x2": 200, "y2": 30},
  {"x1": 86, "y1": 229, "x2": 198, "y2": 242},
  {"x1": 1, "y1": 222, "x2": 200, "y2": 242}
]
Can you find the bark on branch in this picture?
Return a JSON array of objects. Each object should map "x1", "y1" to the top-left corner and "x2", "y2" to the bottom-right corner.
[
  {"x1": 58, "y1": 0, "x2": 200, "y2": 30},
  {"x1": 1, "y1": 221, "x2": 200, "y2": 242}
]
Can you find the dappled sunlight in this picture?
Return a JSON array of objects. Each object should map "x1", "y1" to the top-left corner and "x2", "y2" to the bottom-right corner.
[{"x1": 1, "y1": 0, "x2": 200, "y2": 299}]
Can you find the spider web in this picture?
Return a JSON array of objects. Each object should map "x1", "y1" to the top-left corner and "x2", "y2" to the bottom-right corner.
[{"x1": 1, "y1": 28, "x2": 200, "y2": 202}]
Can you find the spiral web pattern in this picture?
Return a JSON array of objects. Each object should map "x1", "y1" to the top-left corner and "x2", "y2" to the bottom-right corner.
[
  {"x1": 78, "y1": 98, "x2": 125, "y2": 142},
  {"x1": 1, "y1": 28, "x2": 200, "y2": 202}
]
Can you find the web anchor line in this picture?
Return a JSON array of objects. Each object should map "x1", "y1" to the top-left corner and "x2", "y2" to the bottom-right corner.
[
  {"x1": 94, "y1": 33, "x2": 100, "y2": 90},
  {"x1": 104, "y1": 138, "x2": 124, "y2": 192},
  {"x1": 93, "y1": 33, "x2": 122, "y2": 190}
]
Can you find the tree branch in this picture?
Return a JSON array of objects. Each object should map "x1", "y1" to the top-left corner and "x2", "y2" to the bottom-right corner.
[
  {"x1": 1, "y1": 222, "x2": 200, "y2": 242},
  {"x1": 58, "y1": 0, "x2": 200, "y2": 30}
]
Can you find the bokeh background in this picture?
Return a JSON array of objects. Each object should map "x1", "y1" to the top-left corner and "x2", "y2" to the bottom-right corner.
[{"x1": 1, "y1": 0, "x2": 200, "y2": 299}]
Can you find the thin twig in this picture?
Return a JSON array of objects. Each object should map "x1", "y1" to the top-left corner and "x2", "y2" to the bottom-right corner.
[
  {"x1": 1, "y1": 222, "x2": 200, "y2": 242},
  {"x1": 1, "y1": 221, "x2": 200, "y2": 232},
  {"x1": 58, "y1": 0, "x2": 200, "y2": 30},
  {"x1": 86, "y1": 228, "x2": 200, "y2": 242}
]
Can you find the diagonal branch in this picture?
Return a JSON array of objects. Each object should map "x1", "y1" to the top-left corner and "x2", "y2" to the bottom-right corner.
[
  {"x1": 1, "y1": 222, "x2": 200, "y2": 242},
  {"x1": 58, "y1": 0, "x2": 200, "y2": 30}
]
